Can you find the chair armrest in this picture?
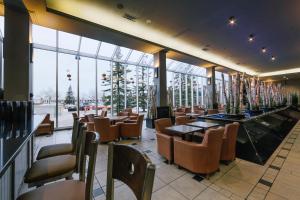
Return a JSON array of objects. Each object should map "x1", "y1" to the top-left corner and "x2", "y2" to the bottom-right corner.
[{"x1": 87, "y1": 122, "x2": 95, "y2": 131}]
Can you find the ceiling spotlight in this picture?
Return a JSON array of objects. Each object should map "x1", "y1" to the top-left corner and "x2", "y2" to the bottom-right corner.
[
  {"x1": 228, "y1": 16, "x2": 236, "y2": 25},
  {"x1": 146, "y1": 19, "x2": 152, "y2": 24},
  {"x1": 271, "y1": 56, "x2": 276, "y2": 61},
  {"x1": 261, "y1": 47, "x2": 267, "y2": 53},
  {"x1": 248, "y1": 34, "x2": 255, "y2": 42}
]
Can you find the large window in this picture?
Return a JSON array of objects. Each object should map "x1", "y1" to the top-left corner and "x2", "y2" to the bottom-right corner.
[
  {"x1": 32, "y1": 24, "x2": 208, "y2": 128},
  {"x1": 58, "y1": 53, "x2": 78, "y2": 127},
  {"x1": 33, "y1": 49, "x2": 56, "y2": 125}
]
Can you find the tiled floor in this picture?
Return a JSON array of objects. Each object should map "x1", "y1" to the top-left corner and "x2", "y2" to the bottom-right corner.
[{"x1": 20, "y1": 121, "x2": 300, "y2": 200}]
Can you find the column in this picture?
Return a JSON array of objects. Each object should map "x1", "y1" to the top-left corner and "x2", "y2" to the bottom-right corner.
[
  {"x1": 206, "y1": 66, "x2": 217, "y2": 109},
  {"x1": 4, "y1": 3, "x2": 32, "y2": 100},
  {"x1": 153, "y1": 50, "x2": 167, "y2": 106}
]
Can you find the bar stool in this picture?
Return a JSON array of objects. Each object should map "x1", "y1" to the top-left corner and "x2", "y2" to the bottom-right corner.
[
  {"x1": 17, "y1": 131, "x2": 99, "y2": 200},
  {"x1": 36, "y1": 118, "x2": 82, "y2": 160},
  {"x1": 24, "y1": 125, "x2": 87, "y2": 188},
  {"x1": 106, "y1": 143, "x2": 156, "y2": 200}
]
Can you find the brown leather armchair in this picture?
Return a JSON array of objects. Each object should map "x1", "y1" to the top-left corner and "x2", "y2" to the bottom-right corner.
[
  {"x1": 154, "y1": 118, "x2": 174, "y2": 164},
  {"x1": 174, "y1": 127, "x2": 224, "y2": 178},
  {"x1": 93, "y1": 117, "x2": 119, "y2": 143},
  {"x1": 119, "y1": 115, "x2": 144, "y2": 138},
  {"x1": 100, "y1": 110, "x2": 107, "y2": 117},
  {"x1": 125, "y1": 108, "x2": 139, "y2": 120},
  {"x1": 175, "y1": 116, "x2": 196, "y2": 125},
  {"x1": 174, "y1": 112, "x2": 186, "y2": 117},
  {"x1": 207, "y1": 109, "x2": 219, "y2": 115},
  {"x1": 36, "y1": 114, "x2": 54, "y2": 136},
  {"x1": 221, "y1": 122, "x2": 240, "y2": 162}
]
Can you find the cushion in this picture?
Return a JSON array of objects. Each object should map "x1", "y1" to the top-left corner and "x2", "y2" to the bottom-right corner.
[
  {"x1": 37, "y1": 143, "x2": 74, "y2": 160},
  {"x1": 25, "y1": 155, "x2": 76, "y2": 183},
  {"x1": 17, "y1": 180, "x2": 85, "y2": 200}
]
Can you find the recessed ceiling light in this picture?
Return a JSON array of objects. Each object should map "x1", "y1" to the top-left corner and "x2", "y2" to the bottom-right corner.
[
  {"x1": 248, "y1": 34, "x2": 255, "y2": 42},
  {"x1": 228, "y1": 16, "x2": 236, "y2": 25},
  {"x1": 116, "y1": 3, "x2": 124, "y2": 9},
  {"x1": 261, "y1": 47, "x2": 267, "y2": 53},
  {"x1": 146, "y1": 19, "x2": 152, "y2": 24},
  {"x1": 271, "y1": 56, "x2": 276, "y2": 61}
]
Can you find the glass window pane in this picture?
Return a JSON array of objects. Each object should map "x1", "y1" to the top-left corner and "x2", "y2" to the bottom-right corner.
[
  {"x1": 173, "y1": 73, "x2": 181, "y2": 107},
  {"x1": 58, "y1": 53, "x2": 78, "y2": 127},
  {"x1": 80, "y1": 37, "x2": 99, "y2": 54},
  {"x1": 126, "y1": 65, "x2": 137, "y2": 112},
  {"x1": 128, "y1": 50, "x2": 143, "y2": 63},
  {"x1": 79, "y1": 57, "x2": 96, "y2": 116},
  {"x1": 111, "y1": 61, "x2": 126, "y2": 114},
  {"x1": 32, "y1": 25, "x2": 56, "y2": 46},
  {"x1": 98, "y1": 59, "x2": 112, "y2": 115},
  {"x1": 98, "y1": 42, "x2": 116, "y2": 58},
  {"x1": 140, "y1": 53, "x2": 153, "y2": 66},
  {"x1": 58, "y1": 31, "x2": 80, "y2": 51},
  {"x1": 115, "y1": 46, "x2": 131, "y2": 61},
  {"x1": 0, "y1": 16, "x2": 4, "y2": 38},
  {"x1": 138, "y1": 66, "x2": 148, "y2": 113},
  {"x1": 33, "y1": 49, "x2": 56, "y2": 125}
]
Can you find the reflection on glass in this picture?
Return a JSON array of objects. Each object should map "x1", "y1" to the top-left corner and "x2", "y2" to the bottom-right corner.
[
  {"x1": 58, "y1": 31, "x2": 80, "y2": 51},
  {"x1": 33, "y1": 49, "x2": 56, "y2": 125},
  {"x1": 58, "y1": 53, "x2": 78, "y2": 127}
]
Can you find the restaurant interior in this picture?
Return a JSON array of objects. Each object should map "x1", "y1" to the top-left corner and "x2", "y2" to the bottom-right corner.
[{"x1": 1, "y1": 0, "x2": 300, "y2": 200}]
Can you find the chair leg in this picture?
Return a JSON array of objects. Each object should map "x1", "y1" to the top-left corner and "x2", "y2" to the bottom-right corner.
[{"x1": 205, "y1": 174, "x2": 210, "y2": 180}]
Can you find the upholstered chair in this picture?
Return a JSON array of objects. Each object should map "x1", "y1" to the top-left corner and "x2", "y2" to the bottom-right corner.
[
  {"x1": 175, "y1": 116, "x2": 196, "y2": 125},
  {"x1": 174, "y1": 112, "x2": 186, "y2": 117},
  {"x1": 154, "y1": 118, "x2": 175, "y2": 164},
  {"x1": 119, "y1": 115, "x2": 144, "y2": 138},
  {"x1": 221, "y1": 122, "x2": 240, "y2": 162},
  {"x1": 93, "y1": 117, "x2": 119, "y2": 143},
  {"x1": 207, "y1": 109, "x2": 219, "y2": 115},
  {"x1": 100, "y1": 110, "x2": 107, "y2": 117},
  {"x1": 174, "y1": 127, "x2": 225, "y2": 178},
  {"x1": 36, "y1": 118, "x2": 82, "y2": 160},
  {"x1": 36, "y1": 114, "x2": 54, "y2": 136},
  {"x1": 25, "y1": 125, "x2": 87, "y2": 187},
  {"x1": 124, "y1": 108, "x2": 139, "y2": 120},
  {"x1": 18, "y1": 131, "x2": 99, "y2": 200}
]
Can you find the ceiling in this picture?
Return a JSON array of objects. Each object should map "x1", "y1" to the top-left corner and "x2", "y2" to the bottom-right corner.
[{"x1": 19, "y1": 0, "x2": 300, "y2": 78}]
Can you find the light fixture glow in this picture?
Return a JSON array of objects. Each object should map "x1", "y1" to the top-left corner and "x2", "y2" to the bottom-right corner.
[
  {"x1": 248, "y1": 34, "x2": 255, "y2": 42},
  {"x1": 228, "y1": 16, "x2": 236, "y2": 25},
  {"x1": 261, "y1": 47, "x2": 267, "y2": 53},
  {"x1": 259, "y1": 68, "x2": 300, "y2": 77},
  {"x1": 271, "y1": 56, "x2": 276, "y2": 61}
]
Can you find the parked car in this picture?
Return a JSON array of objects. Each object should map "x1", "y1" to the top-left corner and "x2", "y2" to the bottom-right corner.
[{"x1": 65, "y1": 104, "x2": 77, "y2": 112}]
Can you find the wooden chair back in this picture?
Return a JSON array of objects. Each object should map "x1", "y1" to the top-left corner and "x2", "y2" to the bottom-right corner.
[
  {"x1": 106, "y1": 143, "x2": 155, "y2": 200},
  {"x1": 79, "y1": 131, "x2": 100, "y2": 200}
]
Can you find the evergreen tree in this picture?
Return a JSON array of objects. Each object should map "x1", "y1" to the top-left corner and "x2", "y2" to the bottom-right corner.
[
  {"x1": 65, "y1": 85, "x2": 75, "y2": 105},
  {"x1": 138, "y1": 66, "x2": 148, "y2": 112},
  {"x1": 102, "y1": 48, "x2": 132, "y2": 114}
]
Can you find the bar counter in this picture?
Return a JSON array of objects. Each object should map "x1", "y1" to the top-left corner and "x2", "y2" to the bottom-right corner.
[{"x1": 0, "y1": 115, "x2": 44, "y2": 200}]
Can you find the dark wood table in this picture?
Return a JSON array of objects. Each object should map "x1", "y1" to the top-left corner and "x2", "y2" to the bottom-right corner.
[
  {"x1": 187, "y1": 121, "x2": 219, "y2": 129},
  {"x1": 165, "y1": 125, "x2": 203, "y2": 141},
  {"x1": 109, "y1": 116, "x2": 129, "y2": 124},
  {"x1": 186, "y1": 113, "x2": 202, "y2": 118}
]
